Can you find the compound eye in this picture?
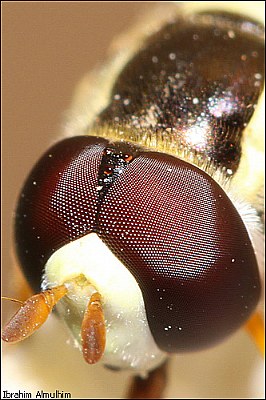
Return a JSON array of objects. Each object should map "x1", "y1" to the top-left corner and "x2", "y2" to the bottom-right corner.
[
  {"x1": 15, "y1": 136, "x2": 109, "y2": 289},
  {"x1": 15, "y1": 137, "x2": 261, "y2": 353},
  {"x1": 97, "y1": 152, "x2": 261, "y2": 352}
]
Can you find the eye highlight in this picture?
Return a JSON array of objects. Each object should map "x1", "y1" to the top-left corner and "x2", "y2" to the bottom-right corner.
[{"x1": 15, "y1": 135, "x2": 261, "y2": 352}]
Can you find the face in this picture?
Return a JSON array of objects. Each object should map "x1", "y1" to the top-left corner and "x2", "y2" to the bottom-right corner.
[{"x1": 3, "y1": 2, "x2": 264, "y2": 398}]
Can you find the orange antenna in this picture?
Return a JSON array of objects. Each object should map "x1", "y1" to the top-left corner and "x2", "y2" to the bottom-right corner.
[
  {"x1": 81, "y1": 292, "x2": 106, "y2": 364},
  {"x1": 2, "y1": 285, "x2": 67, "y2": 343}
]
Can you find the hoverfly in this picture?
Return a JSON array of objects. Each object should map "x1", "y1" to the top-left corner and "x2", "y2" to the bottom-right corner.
[{"x1": 2, "y1": 1, "x2": 262, "y2": 397}]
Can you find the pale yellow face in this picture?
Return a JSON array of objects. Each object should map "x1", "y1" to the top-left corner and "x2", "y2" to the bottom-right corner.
[
  {"x1": 44, "y1": 233, "x2": 167, "y2": 373},
  {"x1": 3, "y1": 2, "x2": 264, "y2": 398}
]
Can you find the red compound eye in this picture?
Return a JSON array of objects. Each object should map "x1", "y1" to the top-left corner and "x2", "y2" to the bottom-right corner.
[
  {"x1": 15, "y1": 136, "x2": 109, "y2": 287},
  {"x1": 97, "y1": 152, "x2": 260, "y2": 352},
  {"x1": 15, "y1": 136, "x2": 260, "y2": 353}
]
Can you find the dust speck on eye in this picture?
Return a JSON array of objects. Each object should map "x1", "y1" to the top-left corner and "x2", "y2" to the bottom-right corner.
[
  {"x1": 254, "y1": 73, "x2": 262, "y2": 80},
  {"x1": 227, "y1": 30, "x2": 235, "y2": 39},
  {"x1": 169, "y1": 52, "x2": 176, "y2": 60}
]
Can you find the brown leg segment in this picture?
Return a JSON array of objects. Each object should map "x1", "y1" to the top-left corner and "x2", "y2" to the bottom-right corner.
[{"x1": 126, "y1": 360, "x2": 169, "y2": 399}]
